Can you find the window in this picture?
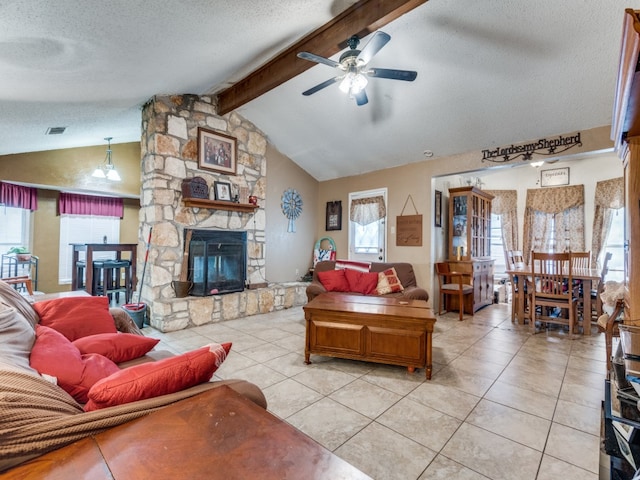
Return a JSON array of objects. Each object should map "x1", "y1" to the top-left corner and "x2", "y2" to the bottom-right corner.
[
  {"x1": 58, "y1": 215, "x2": 120, "y2": 283},
  {"x1": 0, "y1": 206, "x2": 30, "y2": 252},
  {"x1": 603, "y1": 208, "x2": 624, "y2": 282},
  {"x1": 348, "y1": 189, "x2": 387, "y2": 262},
  {"x1": 490, "y1": 213, "x2": 506, "y2": 275}
]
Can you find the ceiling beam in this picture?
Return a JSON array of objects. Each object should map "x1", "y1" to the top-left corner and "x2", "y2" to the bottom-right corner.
[{"x1": 216, "y1": 0, "x2": 428, "y2": 115}]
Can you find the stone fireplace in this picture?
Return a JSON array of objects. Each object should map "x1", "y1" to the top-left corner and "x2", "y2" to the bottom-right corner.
[
  {"x1": 139, "y1": 94, "x2": 306, "y2": 332},
  {"x1": 187, "y1": 229, "x2": 246, "y2": 296}
]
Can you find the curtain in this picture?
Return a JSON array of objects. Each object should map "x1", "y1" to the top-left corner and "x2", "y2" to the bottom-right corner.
[
  {"x1": 591, "y1": 177, "x2": 624, "y2": 267},
  {"x1": 0, "y1": 182, "x2": 38, "y2": 211},
  {"x1": 523, "y1": 185, "x2": 585, "y2": 263},
  {"x1": 59, "y1": 193, "x2": 124, "y2": 218},
  {"x1": 485, "y1": 190, "x2": 518, "y2": 254},
  {"x1": 350, "y1": 195, "x2": 386, "y2": 226}
]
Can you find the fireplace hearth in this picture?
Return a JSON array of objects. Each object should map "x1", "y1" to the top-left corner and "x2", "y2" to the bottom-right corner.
[{"x1": 187, "y1": 229, "x2": 247, "y2": 296}]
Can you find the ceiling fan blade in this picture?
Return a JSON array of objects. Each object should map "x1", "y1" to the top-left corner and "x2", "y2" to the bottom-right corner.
[
  {"x1": 302, "y1": 77, "x2": 340, "y2": 96},
  {"x1": 356, "y1": 31, "x2": 391, "y2": 65},
  {"x1": 367, "y1": 68, "x2": 417, "y2": 81},
  {"x1": 353, "y1": 89, "x2": 368, "y2": 106},
  {"x1": 297, "y1": 52, "x2": 341, "y2": 69}
]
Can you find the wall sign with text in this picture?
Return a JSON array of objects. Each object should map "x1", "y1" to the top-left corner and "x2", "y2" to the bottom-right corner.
[{"x1": 540, "y1": 167, "x2": 569, "y2": 187}]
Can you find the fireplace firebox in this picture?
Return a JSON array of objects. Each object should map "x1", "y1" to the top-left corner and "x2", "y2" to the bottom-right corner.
[{"x1": 187, "y1": 229, "x2": 247, "y2": 296}]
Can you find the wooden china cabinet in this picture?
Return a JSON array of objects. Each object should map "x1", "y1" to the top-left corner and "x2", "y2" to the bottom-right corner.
[
  {"x1": 612, "y1": 9, "x2": 640, "y2": 321},
  {"x1": 446, "y1": 186, "x2": 494, "y2": 313},
  {"x1": 603, "y1": 9, "x2": 640, "y2": 479}
]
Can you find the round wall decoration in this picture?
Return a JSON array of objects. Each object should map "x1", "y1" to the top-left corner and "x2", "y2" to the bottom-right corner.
[{"x1": 281, "y1": 188, "x2": 303, "y2": 233}]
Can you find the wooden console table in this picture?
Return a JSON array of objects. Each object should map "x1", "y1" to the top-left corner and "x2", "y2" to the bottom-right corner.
[
  {"x1": 304, "y1": 293, "x2": 436, "y2": 379},
  {"x1": 1, "y1": 386, "x2": 371, "y2": 479}
]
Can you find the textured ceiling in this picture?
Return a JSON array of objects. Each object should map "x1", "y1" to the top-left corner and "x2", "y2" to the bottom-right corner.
[{"x1": 0, "y1": 0, "x2": 638, "y2": 181}]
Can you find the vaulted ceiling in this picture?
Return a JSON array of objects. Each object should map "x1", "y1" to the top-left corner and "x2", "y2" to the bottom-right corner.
[{"x1": 0, "y1": 0, "x2": 637, "y2": 181}]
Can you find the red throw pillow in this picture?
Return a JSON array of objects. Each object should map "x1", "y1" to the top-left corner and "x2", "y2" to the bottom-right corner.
[
  {"x1": 344, "y1": 269, "x2": 379, "y2": 295},
  {"x1": 30, "y1": 325, "x2": 119, "y2": 403},
  {"x1": 84, "y1": 343, "x2": 232, "y2": 411},
  {"x1": 317, "y1": 269, "x2": 350, "y2": 292},
  {"x1": 375, "y1": 267, "x2": 405, "y2": 295},
  {"x1": 73, "y1": 333, "x2": 160, "y2": 363},
  {"x1": 34, "y1": 296, "x2": 117, "y2": 341}
]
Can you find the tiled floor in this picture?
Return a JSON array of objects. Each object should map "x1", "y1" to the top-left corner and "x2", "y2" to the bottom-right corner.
[{"x1": 141, "y1": 302, "x2": 606, "y2": 480}]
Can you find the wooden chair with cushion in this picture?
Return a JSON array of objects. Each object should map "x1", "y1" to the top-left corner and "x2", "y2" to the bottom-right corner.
[
  {"x1": 435, "y1": 262, "x2": 473, "y2": 321},
  {"x1": 506, "y1": 250, "x2": 531, "y2": 323},
  {"x1": 530, "y1": 252, "x2": 579, "y2": 336},
  {"x1": 597, "y1": 298, "x2": 624, "y2": 373}
]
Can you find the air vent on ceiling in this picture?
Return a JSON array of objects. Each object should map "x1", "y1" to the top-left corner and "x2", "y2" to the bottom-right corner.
[{"x1": 46, "y1": 127, "x2": 67, "y2": 135}]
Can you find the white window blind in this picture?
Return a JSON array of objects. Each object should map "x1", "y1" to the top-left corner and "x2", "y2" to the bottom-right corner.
[
  {"x1": 0, "y1": 206, "x2": 30, "y2": 251},
  {"x1": 58, "y1": 215, "x2": 120, "y2": 284}
]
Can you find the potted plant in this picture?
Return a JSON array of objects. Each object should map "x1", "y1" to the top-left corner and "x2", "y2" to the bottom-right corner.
[{"x1": 7, "y1": 246, "x2": 31, "y2": 262}]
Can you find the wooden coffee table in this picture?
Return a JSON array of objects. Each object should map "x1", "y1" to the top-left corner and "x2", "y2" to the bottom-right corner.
[{"x1": 303, "y1": 293, "x2": 436, "y2": 379}]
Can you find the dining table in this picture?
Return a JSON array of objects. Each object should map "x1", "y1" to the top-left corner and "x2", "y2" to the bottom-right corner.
[
  {"x1": 71, "y1": 243, "x2": 137, "y2": 296},
  {"x1": 505, "y1": 264, "x2": 600, "y2": 335}
]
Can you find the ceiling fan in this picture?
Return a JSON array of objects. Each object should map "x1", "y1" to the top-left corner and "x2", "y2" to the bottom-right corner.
[{"x1": 297, "y1": 31, "x2": 417, "y2": 106}]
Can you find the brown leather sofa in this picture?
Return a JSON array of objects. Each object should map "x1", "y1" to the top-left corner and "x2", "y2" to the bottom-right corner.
[
  {"x1": 306, "y1": 260, "x2": 429, "y2": 302},
  {"x1": 0, "y1": 280, "x2": 265, "y2": 473}
]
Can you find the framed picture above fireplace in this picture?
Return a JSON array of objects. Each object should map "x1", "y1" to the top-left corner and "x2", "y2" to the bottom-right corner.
[{"x1": 198, "y1": 127, "x2": 237, "y2": 175}]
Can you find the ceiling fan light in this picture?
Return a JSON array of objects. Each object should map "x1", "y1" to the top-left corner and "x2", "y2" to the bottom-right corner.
[
  {"x1": 351, "y1": 73, "x2": 368, "y2": 94},
  {"x1": 339, "y1": 73, "x2": 355, "y2": 93}
]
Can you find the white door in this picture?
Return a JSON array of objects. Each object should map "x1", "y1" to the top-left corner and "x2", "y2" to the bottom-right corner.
[{"x1": 348, "y1": 188, "x2": 387, "y2": 262}]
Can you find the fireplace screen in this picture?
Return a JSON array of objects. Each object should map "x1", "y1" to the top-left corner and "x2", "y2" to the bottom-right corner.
[{"x1": 187, "y1": 230, "x2": 247, "y2": 296}]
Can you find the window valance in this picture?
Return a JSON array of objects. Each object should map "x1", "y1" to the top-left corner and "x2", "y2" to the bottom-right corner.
[
  {"x1": 59, "y1": 193, "x2": 124, "y2": 218},
  {"x1": 525, "y1": 185, "x2": 584, "y2": 214},
  {"x1": 594, "y1": 177, "x2": 624, "y2": 209},
  {"x1": 0, "y1": 182, "x2": 38, "y2": 211},
  {"x1": 350, "y1": 196, "x2": 386, "y2": 226},
  {"x1": 485, "y1": 190, "x2": 517, "y2": 215}
]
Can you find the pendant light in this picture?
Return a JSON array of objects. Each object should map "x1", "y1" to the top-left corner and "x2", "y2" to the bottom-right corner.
[{"x1": 92, "y1": 137, "x2": 121, "y2": 181}]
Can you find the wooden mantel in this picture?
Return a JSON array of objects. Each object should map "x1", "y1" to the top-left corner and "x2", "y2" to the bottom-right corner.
[{"x1": 183, "y1": 197, "x2": 258, "y2": 213}]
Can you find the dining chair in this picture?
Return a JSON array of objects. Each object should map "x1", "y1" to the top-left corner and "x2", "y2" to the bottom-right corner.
[
  {"x1": 570, "y1": 251, "x2": 591, "y2": 327},
  {"x1": 435, "y1": 262, "x2": 473, "y2": 321},
  {"x1": 569, "y1": 251, "x2": 591, "y2": 269},
  {"x1": 530, "y1": 251, "x2": 579, "y2": 336},
  {"x1": 593, "y1": 252, "x2": 613, "y2": 319},
  {"x1": 506, "y1": 250, "x2": 531, "y2": 323}
]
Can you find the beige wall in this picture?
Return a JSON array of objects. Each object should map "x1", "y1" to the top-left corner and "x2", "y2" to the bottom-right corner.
[
  {"x1": 0, "y1": 143, "x2": 141, "y2": 292},
  {"x1": 265, "y1": 143, "x2": 319, "y2": 282},
  {"x1": 316, "y1": 126, "x2": 618, "y2": 300},
  {"x1": 0, "y1": 142, "x2": 141, "y2": 198}
]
